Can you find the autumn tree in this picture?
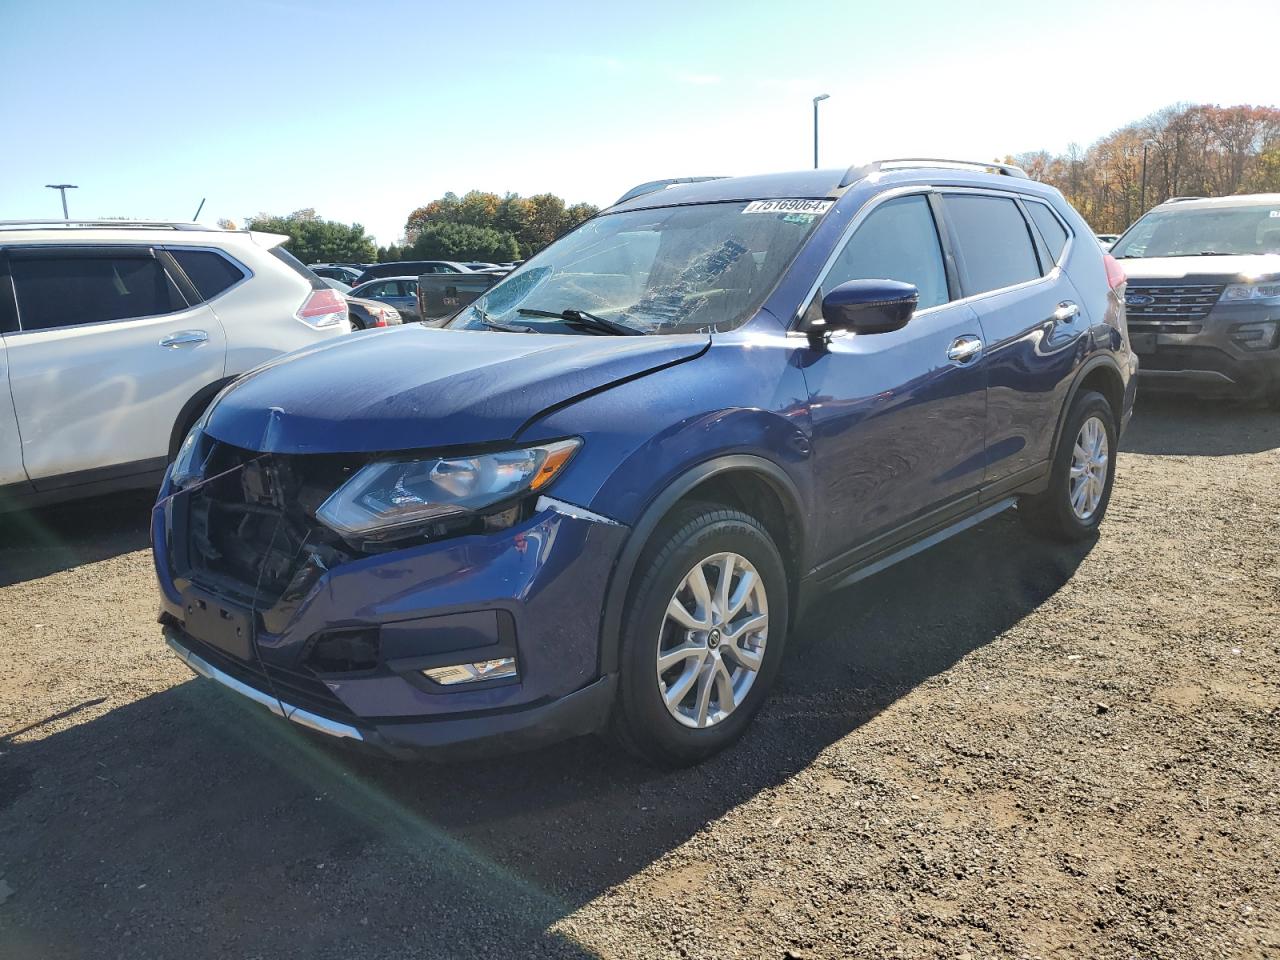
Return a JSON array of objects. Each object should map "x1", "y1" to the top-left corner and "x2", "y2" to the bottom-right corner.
[{"x1": 402, "y1": 189, "x2": 598, "y2": 260}]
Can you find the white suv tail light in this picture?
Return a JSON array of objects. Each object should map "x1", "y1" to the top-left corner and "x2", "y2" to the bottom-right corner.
[{"x1": 296, "y1": 288, "x2": 348, "y2": 329}]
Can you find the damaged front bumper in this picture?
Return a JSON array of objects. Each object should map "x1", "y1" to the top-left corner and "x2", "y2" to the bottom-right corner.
[{"x1": 154, "y1": 467, "x2": 630, "y2": 758}]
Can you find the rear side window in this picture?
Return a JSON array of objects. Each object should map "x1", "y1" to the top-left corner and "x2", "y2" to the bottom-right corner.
[
  {"x1": 822, "y1": 194, "x2": 950, "y2": 310},
  {"x1": 944, "y1": 195, "x2": 1042, "y2": 295},
  {"x1": 170, "y1": 249, "x2": 246, "y2": 300},
  {"x1": 1025, "y1": 201, "x2": 1069, "y2": 265},
  {"x1": 10, "y1": 253, "x2": 187, "y2": 331}
]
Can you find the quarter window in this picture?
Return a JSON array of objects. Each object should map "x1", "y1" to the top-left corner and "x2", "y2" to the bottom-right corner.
[
  {"x1": 170, "y1": 249, "x2": 246, "y2": 300},
  {"x1": 822, "y1": 194, "x2": 950, "y2": 310},
  {"x1": 944, "y1": 194, "x2": 1042, "y2": 295},
  {"x1": 10, "y1": 253, "x2": 187, "y2": 331},
  {"x1": 1025, "y1": 201, "x2": 1069, "y2": 266}
]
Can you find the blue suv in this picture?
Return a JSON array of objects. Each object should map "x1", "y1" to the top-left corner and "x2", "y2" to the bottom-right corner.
[{"x1": 154, "y1": 159, "x2": 1136, "y2": 766}]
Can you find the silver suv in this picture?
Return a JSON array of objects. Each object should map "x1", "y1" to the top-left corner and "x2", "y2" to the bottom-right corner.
[
  {"x1": 1111, "y1": 194, "x2": 1280, "y2": 405},
  {"x1": 0, "y1": 220, "x2": 351, "y2": 511}
]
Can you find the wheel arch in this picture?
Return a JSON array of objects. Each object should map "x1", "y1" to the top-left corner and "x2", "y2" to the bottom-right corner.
[
  {"x1": 167, "y1": 376, "x2": 237, "y2": 461},
  {"x1": 1051, "y1": 355, "x2": 1125, "y2": 454},
  {"x1": 597, "y1": 455, "x2": 807, "y2": 677}
]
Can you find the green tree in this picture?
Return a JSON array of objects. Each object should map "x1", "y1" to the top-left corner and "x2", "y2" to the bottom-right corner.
[
  {"x1": 245, "y1": 209, "x2": 376, "y2": 264},
  {"x1": 407, "y1": 222, "x2": 521, "y2": 262},
  {"x1": 402, "y1": 190, "x2": 598, "y2": 259}
]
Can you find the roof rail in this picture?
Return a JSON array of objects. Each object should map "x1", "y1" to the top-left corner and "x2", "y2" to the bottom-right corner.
[
  {"x1": 613, "y1": 176, "x2": 728, "y2": 206},
  {"x1": 0, "y1": 219, "x2": 217, "y2": 231},
  {"x1": 1164, "y1": 196, "x2": 1205, "y2": 203},
  {"x1": 840, "y1": 157, "x2": 1030, "y2": 187}
]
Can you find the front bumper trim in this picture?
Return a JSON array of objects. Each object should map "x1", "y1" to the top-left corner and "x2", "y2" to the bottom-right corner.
[{"x1": 165, "y1": 629, "x2": 365, "y2": 742}]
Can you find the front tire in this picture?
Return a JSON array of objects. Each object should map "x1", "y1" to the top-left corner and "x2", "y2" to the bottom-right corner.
[
  {"x1": 1020, "y1": 390, "x2": 1117, "y2": 541},
  {"x1": 610, "y1": 504, "x2": 789, "y2": 767}
]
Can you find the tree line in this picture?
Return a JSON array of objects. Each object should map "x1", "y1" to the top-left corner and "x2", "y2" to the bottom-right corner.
[
  {"x1": 1009, "y1": 103, "x2": 1280, "y2": 233},
  {"x1": 240, "y1": 102, "x2": 1279, "y2": 264}
]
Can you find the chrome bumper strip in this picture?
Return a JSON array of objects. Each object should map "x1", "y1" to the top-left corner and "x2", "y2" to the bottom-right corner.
[{"x1": 165, "y1": 630, "x2": 365, "y2": 742}]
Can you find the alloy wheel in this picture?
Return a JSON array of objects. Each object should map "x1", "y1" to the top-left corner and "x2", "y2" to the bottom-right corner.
[
  {"x1": 1069, "y1": 415, "x2": 1109, "y2": 521},
  {"x1": 657, "y1": 552, "x2": 769, "y2": 729}
]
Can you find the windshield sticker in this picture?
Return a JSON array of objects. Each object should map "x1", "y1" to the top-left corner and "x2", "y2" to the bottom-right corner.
[
  {"x1": 1271, "y1": 210, "x2": 1280, "y2": 218},
  {"x1": 742, "y1": 199, "x2": 833, "y2": 216}
]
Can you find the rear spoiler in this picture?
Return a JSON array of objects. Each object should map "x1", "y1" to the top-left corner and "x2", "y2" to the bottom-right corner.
[{"x1": 613, "y1": 176, "x2": 727, "y2": 206}]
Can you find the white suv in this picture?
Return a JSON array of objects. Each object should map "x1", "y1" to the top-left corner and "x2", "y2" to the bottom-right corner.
[{"x1": 0, "y1": 220, "x2": 351, "y2": 511}]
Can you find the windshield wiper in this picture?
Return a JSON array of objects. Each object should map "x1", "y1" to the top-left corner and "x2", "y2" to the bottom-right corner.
[
  {"x1": 481, "y1": 319, "x2": 536, "y2": 333},
  {"x1": 517, "y1": 308, "x2": 642, "y2": 336}
]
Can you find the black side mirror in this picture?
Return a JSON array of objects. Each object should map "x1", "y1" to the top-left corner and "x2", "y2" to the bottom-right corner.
[{"x1": 815, "y1": 279, "x2": 919, "y2": 336}]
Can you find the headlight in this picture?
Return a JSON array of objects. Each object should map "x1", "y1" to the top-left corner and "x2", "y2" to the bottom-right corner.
[
  {"x1": 169, "y1": 416, "x2": 211, "y2": 490},
  {"x1": 1221, "y1": 279, "x2": 1280, "y2": 301},
  {"x1": 316, "y1": 439, "x2": 580, "y2": 541}
]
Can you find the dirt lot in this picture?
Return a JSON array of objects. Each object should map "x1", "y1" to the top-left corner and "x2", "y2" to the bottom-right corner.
[{"x1": 1, "y1": 396, "x2": 1277, "y2": 960}]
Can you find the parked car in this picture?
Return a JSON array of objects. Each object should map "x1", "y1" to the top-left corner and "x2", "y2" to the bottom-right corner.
[
  {"x1": 463, "y1": 261, "x2": 499, "y2": 271},
  {"x1": 0, "y1": 219, "x2": 350, "y2": 511},
  {"x1": 349, "y1": 276, "x2": 421, "y2": 322},
  {"x1": 154, "y1": 159, "x2": 1133, "y2": 766},
  {"x1": 321, "y1": 278, "x2": 403, "y2": 329},
  {"x1": 1095, "y1": 234, "x2": 1120, "y2": 249},
  {"x1": 1110, "y1": 193, "x2": 1280, "y2": 405},
  {"x1": 310, "y1": 264, "x2": 362, "y2": 285},
  {"x1": 352, "y1": 260, "x2": 470, "y2": 286}
]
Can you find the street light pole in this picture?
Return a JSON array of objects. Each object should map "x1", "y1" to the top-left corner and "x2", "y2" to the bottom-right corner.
[
  {"x1": 812, "y1": 94, "x2": 829, "y2": 169},
  {"x1": 45, "y1": 183, "x2": 78, "y2": 219}
]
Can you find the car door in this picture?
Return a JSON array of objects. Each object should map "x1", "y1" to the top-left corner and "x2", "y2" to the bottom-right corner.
[
  {"x1": 938, "y1": 191, "x2": 1089, "y2": 485},
  {"x1": 3, "y1": 245, "x2": 227, "y2": 485},
  {"x1": 798, "y1": 192, "x2": 988, "y2": 572},
  {"x1": 386, "y1": 279, "x2": 420, "y2": 319}
]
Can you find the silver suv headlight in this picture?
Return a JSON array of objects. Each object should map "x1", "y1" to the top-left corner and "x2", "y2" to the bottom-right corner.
[
  {"x1": 316, "y1": 439, "x2": 580, "y2": 541},
  {"x1": 1221, "y1": 279, "x2": 1280, "y2": 301}
]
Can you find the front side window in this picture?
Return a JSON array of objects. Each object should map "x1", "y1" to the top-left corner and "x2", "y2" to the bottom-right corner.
[
  {"x1": 450, "y1": 200, "x2": 828, "y2": 334},
  {"x1": 821, "y1": 194, "x2": 949, "y2": 310},
  {"x1": 944, "y1": 194, "x2": 1042, "y2": 295},
  {"x1": 10, "y1": 253, "x2": 187, "y2": 331},
  {"x1": 1111, "y1": 203, "x2": 1280, "y2": 258}
]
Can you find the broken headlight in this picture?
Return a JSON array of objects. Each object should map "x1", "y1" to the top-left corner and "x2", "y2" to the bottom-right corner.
[{"x1": 315, "y1": 439, "x2": 580, "y2": 541}]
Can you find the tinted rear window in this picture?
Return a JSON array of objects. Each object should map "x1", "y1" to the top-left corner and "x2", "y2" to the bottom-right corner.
[
  {"x1": 170, "y1": 249, "x2": 246, "y2": 300},
  {"x1": 1025, "y1": 201, "x2": 1069, "y2": 265},
  {"x1": 11, "y1": 254, "x2": 187, "y2": 331},
  {"x1": 944, "y1": 195, "x2": 1042, "y2": 295}
]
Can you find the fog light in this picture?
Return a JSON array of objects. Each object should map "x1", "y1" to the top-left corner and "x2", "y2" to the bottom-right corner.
[{"x1": 422, "y1": 657, "x2": 517, "y2": 685}]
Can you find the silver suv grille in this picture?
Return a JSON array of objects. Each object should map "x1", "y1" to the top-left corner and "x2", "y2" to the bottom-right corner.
[{"x1": 1126, "y1": 281, "x2": 1226, "y2": 334}]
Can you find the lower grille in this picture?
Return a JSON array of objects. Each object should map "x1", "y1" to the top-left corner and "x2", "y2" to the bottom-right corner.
[
  {"x1": 1126, "y1": 281, "x2": 1225, "y2": 334},
  {"x1": 174, "y1": 623, "x2": 358, "y2": 722}
]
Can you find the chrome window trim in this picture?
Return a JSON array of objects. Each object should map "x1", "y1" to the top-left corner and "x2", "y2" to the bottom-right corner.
[
  {"x1": 1019, "y1": 195, "x2": 1076, "y2": 271},
  {"x1": 160, "y1": 244, "x2": 255, "y2": 304}
]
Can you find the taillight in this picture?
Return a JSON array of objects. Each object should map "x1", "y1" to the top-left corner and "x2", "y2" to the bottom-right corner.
[
  {"x1": 296, "y1": 288, "x2": 348, "y2": 329},
  {"x1": 1103, "y1": 253, "x2": 1126, "y2": 291}
]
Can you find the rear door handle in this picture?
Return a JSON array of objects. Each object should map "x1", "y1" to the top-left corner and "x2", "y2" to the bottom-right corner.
[
  {"x1": 947, "y1": 335, "x2": 983, "y2": 364},
  {"x1": 159, "y1": 330, "x2": 209, "y2": 348},
  {"x1": 1053, "y1": 301, "x2": 1080, "y2": 323}
]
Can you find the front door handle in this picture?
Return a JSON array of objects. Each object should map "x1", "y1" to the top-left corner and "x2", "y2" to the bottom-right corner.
[
  {"x1": 1053, "y1": 301, "x2": 1080, "y2": 323},
  {"x1": 159, "y1": 330, "x2": 209, "y2": 348},
  {"x1": 947, "y1": 335, "x2": 983, "y2": 364}
]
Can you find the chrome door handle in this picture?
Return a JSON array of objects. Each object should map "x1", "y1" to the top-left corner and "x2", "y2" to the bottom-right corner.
[
  {"x1": 159, "y1": 330, "x2": 209, "y2": 348},
  {"x1": 947, "y1": 335, "x2": 983, "y2": 364},
  {"x1": 1053, "y1": 301, "x2": 1080, "y2": 323}
]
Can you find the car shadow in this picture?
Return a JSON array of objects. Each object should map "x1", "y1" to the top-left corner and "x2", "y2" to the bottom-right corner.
[
  {"x1": 1121, "y1": 394, "x2": 1280, "y2": 457},
  {"x1": 0, "y1": 489, "x2": 154, "y2": 588},
  {"x1": 0, "y1": 512, "x2": 1091, "y2": 959}
]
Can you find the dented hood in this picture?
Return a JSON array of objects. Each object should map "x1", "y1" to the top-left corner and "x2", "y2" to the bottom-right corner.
[{"x1": 204, "y1": 325, "x2": 708, "y2": 454}]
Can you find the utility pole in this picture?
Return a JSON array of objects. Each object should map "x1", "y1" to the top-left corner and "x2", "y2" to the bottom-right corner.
[
  {"x1": 812, "y1": 94, "x2": 829, "y2": 169},
  {"x1": 45, "y1": 183, "x2": 78, "y2": 219}
]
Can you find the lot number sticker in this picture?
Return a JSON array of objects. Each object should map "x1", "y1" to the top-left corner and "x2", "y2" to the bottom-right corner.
[{"x1": 742, "y1": 199, "x2": 833, "y2": 215}]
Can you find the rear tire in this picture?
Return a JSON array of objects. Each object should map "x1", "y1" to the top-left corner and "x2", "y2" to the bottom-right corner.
[
  {"x1": 1020, "y1": 390, "x2": 1117, "y2": 542},
  {"x1": 610, "y1": 503, "x2": 789, "y2": 767}
]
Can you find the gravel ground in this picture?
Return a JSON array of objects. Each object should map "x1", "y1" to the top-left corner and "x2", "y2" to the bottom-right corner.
[{"x1": 1, "y1": 396, "x2": 1277, "y2": 960}]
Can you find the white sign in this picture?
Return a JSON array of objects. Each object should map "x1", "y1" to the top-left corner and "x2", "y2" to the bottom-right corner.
[{"x1": 742, "y1": 199, "x2": 834, "y2": 215}]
